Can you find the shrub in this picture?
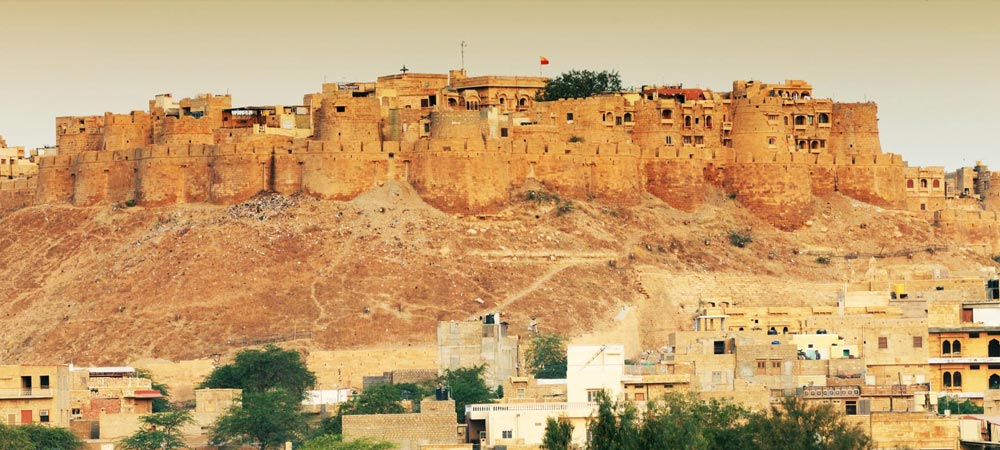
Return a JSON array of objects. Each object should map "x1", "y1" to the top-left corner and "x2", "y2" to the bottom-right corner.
[
  {"x1": 556, "y1": 201, "x2": 574, "y2": 216},
  {"x1": 525, "y1": 190, "x2": 560, "y2": 204},
  {"x1": 816, "y1": 256, "x2": 831, "y2": 265},
  {"x1": 124, "y1": 199, "x2": 137, "y2": 207},
  {"x1": 728, "y1": 231, "x2": 752, "y2": 248},
  {"x1": 727, "y1": 192, "x2": 738, "y2": 200}
]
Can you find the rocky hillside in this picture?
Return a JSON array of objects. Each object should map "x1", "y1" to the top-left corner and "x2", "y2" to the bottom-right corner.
[{"x1": 0, "y1": 182, "x2": 994, "y2": 365}]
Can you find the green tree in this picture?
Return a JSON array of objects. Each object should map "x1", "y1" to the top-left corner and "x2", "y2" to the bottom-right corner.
[
  {"x1": 135, "y1": 368, "x2": 171, "y2": 412},
  {"x1": 200, "y1": 345, "x2": 316, "y2": 398},
  {"x1": 527, "y1": 333, "x2": 568, "y2": 379},
  {"x1": 746, "y1": 397, "x2": 872, "y2": 450},
  {"x1": 210, "y1": 389, "x2": 309, "y2": 450},
  {"x1": 302, "y1": 435, "x2": 396, "y2": 450},
  {"x1": 438, "y1": 366, "x2": 496, "y2": 422},
  {"x1": 640, "y1": 393, "x2": 752, "y2": 450},
  {"x1": 19, "y1": 425, "x2": 84, "y2": 450},
  {"x1": 541, "y1": 417, "x2": 573, "y2": 450},
  {"x1": 937, "y1": 395, "x2": 983, "y2": 414},
  {"x1": 116, "y1": 410, "x2": 192, "y2": 450},
  {"x1": 539, "y1": 70, "x2": 623, "y2": 101},
  {"x1": 587, "y1": 390, "x2": 641, "y2": 450},
  {"x1": 0, "y1": 423, "x2": 34, "y2": 450}
]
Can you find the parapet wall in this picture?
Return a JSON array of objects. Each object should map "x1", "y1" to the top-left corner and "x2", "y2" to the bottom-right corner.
[{"x1": 0, "y1": 178, "x2": 36, "y2": 215}]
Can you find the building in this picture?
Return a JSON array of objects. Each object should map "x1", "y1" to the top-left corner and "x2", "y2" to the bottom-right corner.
[
  {"x1": 438, "y1": 313, "x2": 519, "y2": 389},
  {"x1": 0, "y1": 364, "x2": 71, "y2": 426},
  {"x1": 343, "y1": 399, "x2": 461, "y2": 450}
]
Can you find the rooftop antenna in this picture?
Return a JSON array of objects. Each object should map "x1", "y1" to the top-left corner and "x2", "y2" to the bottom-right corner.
[
  {"x1": 461, "y1": 41, "x2": 467, "y2": 71},
  {"x1": 400, "y1": 65, "x2": 409, "y2": 74}
]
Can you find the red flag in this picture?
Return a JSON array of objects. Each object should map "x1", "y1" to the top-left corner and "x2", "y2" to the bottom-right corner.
[{"x1": 540, "y1": 56, "x2": 549, "y2": 65}]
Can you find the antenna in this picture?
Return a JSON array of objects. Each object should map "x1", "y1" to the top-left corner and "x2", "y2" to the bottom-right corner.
[{"x1": 461, "y1": 41, "x2": 467, "y2": 70}]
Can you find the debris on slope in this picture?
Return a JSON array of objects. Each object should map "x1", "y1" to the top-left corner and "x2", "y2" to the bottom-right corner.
[{"x1": 226, "y1": 192, "x2": 298, "y2": 221}]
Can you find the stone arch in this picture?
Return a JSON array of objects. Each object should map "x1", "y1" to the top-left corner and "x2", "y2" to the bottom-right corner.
[
  {"x1": 991, "y1": 374, "x2": 1000, "y2": 390},
  {"x1": 605, "y1": 112, "x2": 614, "y2": 123},
  {"x1": 623, "y1": 112, "x2": 633, "y2": 123},
  {"x1": 797, "y1": 140, "x2": 806, "y2": 150},
  {"x1": 795, "y1": 116, "x2": 806, "y2": 126},
  {"x1": 990, "y1": 339, "x2": 1000, "y2": 357},
  {"x1": 921, "y1": 179, "x2": 928, "y2": 188},
  {"x1": 705, "y1": 115, "x2": 713, "y2": 128},
  {"x1": 819, "y1": 113, "x2": 830, "y2": 124},
  {"x1": 943, "y1": 340, "x2": 951, "y2": 354},
  {"x1": 933, "y1": 179, "x2": 941, "y2": 188},
  {"x1": 811, "y1": 141, "x2": 820, "y2": 150},
  {"x1": 954, "y1": 371, "x2": 963, "y2": 387},
  {"x1": 792, "y1": 92, "x2": 799, "y2": 100},
  {"x1": 943, "y1": 372, "x2": 952, "y2": 387},
  {"x1": 953, "y1": 340, "x2": 962, "y2": 353}
]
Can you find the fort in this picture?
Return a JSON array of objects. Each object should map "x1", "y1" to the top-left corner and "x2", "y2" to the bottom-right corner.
[{"x1": 0, "y1": 70, "x2": 994, "y2": 233}]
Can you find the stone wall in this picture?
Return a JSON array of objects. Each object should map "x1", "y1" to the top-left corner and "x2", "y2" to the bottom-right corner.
[
  {"x1": 343, "y1": 399, "x2": 459, "y2": 450},
  {"x1": 0, "y1": 178, "x2": 36, "y2": 215}
]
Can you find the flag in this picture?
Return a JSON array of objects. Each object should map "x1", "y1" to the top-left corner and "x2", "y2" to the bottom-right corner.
[{"x1": 540, "y1": 56, "x2": 549, "y2": 65}]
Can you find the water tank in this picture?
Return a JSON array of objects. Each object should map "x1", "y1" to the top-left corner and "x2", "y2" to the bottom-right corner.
[{"x1": 435, "y1": 387, "x2": 450, "y2": 401}]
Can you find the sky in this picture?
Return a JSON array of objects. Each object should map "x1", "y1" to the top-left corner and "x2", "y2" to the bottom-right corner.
[{"x1": 0, "y1": 0, "x2": 997, "y2": 170}]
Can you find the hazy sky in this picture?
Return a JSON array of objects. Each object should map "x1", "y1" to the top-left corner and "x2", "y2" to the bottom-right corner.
[{"x1": 1, "y1": 0, "x2": 997, "y2": 169}]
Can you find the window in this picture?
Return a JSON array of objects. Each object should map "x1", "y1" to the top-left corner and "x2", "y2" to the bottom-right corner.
[
  {"x1": 665, "y1": 136, "x2": 673, "y2": 146},
  {"x1": 623, "y1": 113, "x2": 633, "y2": 123},
  {"x1": 971, "y1": 365, "x2": 981, "y2": 370},
  {"x1": 933, "y1": 179, "x2": 941, "y2": 188},
  {"x1": 921, "y1": 179, "x2": 928, "y2": 188},
  {"x1": 768, "y1": 137, "x2": 776, "y2": 147},
  {"x1": 954, "y1": 372, "x2": 963, "y2": 387},
  {"x1": 566, "y1": 113, "x2": 574, "y2": 122},
  {"x1": 634, "y1": 392, "x2": 645, "y2": 401},
  {"x1": 991, "y1": 339, "x2": 1000, "y2": 357},
  {"x1": 684, "y1": 116, "x2": 692, "y2": 128},
  {"x1": 694, "y1": 136, "x2": 705, "y2": 146},
  {"x1": 756, "y1": 360, "x2": 767, "y2": 375},
  {"x1": 845, "y1": 400, "x2": 858, "y2": 415},
  {"x1": 807, "y1": 115, "x2": 814, "y2": 125},
  {"x1": 587, "y1": 390, "x2": 601, "y2": 402},
  {"x1": 615, "y1": 116, "x2": 622, "y2": 126},
  {"x1": 943, "y1": 372, "x2": 952, "y2": 387},
  {"x1": 878, "y1": 337, "x2": 888, "y2": 349},
  {"x1": 39, "y1": 410, "x2": 49, "y2": 423},
  {"x1": 519, "y1": 98, "x2": 526, "y2": 106},
  {"x1": 713, "y1": 340, "x2": 725, "y2": 355},
  {"x1": 819, "y1": 113, "x2": 830, "y2": 124},
  {"x1": 335, "y1": 106, "x2": 346, "y2": 113},
  {"x1": 502, "y1": 430, "x2": 513, "y2": 439},
  {"x1": 500, "y1": 128, "x2": 508, "y2": 138},
  {"x1": 770, "y1": 360, "x2": 781, "y2": 369},
  {"x1": 795, "y1": 116, "x2": 806, "y2": 126},
  {"x1": 907, "y1": 179, "x2": 914, "y2": 189},
  {"x1": 913, "y1": 336, "x2": 923, "y2": 348},
  {"x1": 953, "y1": 340, "x2": 961, "y2": 353},
  {"x1": 943, "y1": 340, "x2": 951, "y2": 354},
  {"x1": 39, "y1": 376, "x2": 49, "y2": 389},
  {"x1": 662, "y1": 109, "x2": 673, "y2": 119},
  {"x1": 683, "y1": 136, "x2": 692, "y2": 145},
  {"x1": 516, "y1": 388, "x2": 526, "y2": 398},
  {"x1": 970, "y1": 332, "x2": 980, "y2": 338},
  {"x1": 767, "y1": 114, "x2": 779, "y2": 121}
]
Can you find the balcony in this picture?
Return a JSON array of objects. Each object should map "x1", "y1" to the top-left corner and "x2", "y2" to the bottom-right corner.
[
  {"x1": 0, "y1": 388, "x2": 54, "y2": 399},
  {"x1": 722, "y1": 122, "x2": 733, "y2": 131},
  {"x1": 660, "y1": 119, "x2": 674, "y2": 125}
]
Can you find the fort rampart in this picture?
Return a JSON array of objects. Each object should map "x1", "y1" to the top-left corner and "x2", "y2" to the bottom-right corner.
[{"x1": 25, "y1": 137, "x2": 906, "y2": 230}]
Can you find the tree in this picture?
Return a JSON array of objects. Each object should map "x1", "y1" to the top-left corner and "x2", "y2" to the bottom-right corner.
[
  {"x1": 302, "y1": 435, "x2": 396, "y2": 450},
  {"x1": 0, "y1": 424, "x2": 34, "y2": 450},
  {"x1": 200, "y1": 345, "x2": 316, "y2": 398},
  {"x1": 938, "y1": 395, "x2": 983, "y2": 414},
  {"x1": 746, "y1": 397, "x2": 872, "y2": 450},
  {"x1": 541, "y1": 417, "x2": 573, "y2": 450},
  {"x1": 19, "y1": 425, "x2": 84, "y2": 450},
  {"x1": 587, "y1": 390, "x2": 641, "y2": 450},
  {"x1": 210, "y1": 389, "x2": 310, "y2": 450},
  {"x1": 135, "y1": 368, "x2": 171, "y2": 412},
  {"x1": 527, "y1": 333, "x2": 568, "y2": 379},
  {"x1": 438, "y1": 366, "x2": 496, "y2": 422},
  {"x1": 539, "y1": 70, "x2": 623, "y2": 101},
  {"x1": 116, "y1": 410, "x2": 192, "y2": 450},
  {"x1": 640, "y1": 393, "x2": 752, "y2": 450}
]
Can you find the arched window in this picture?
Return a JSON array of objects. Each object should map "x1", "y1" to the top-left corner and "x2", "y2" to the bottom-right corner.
[
  {"x1": 782, "y1": 326, "x2": 789, "y2": 334},
  {"x1": 705, "y1": 115, "x2": 713, "y2": 128},
  {"x1": 448, "y1": 98, "x2": 458, "y2": 108},
  {"x1": 605, "y1": 112, "x2": 613, "y2": 123},
  {"x1": 943, "y1": 341, "x2": 951, "y2": 354},
  {"x1": 990, "y1": 339, "x2": 1000, "y2": 357},
  {"x1": 662, "y1": 109, "x2": 672, "y2": 119},
  {"x1": 498, "y1": 97, "x2": 506, "y2": 105},
  {"x1": 907, "y1": 179, "x2": 915, "y2": 189},
  {"x1": 954, "y1": 372, "x2": 963, "y2": 387},
  {"x1": 921, "y1": 179, "x2": 928, "y2": 188},
  {"x1": 933, "y1": 179, "x2": 941, "y2": 188},
  {"x1": 801, "y1": 91, "x2": 811, "y2": 99},
  {"x1": 818, "y1": 113, "x2": 830, "y2": 124},
  {"x1": 953, "y1": 340, "x2": 962, "y2": 354},
  {"x1": 991, "y1": 374, "x2": 1000, "y2": 390},
  {"x1": 684, "y1": 116, "x2": 692, "y2": 128},
  {"x1": 943, "y1": 372, "x2": 952, "y2": 387},
  {"x1": 811, "y1": 141, "x2": 820, "y2": 150},
  {"x1": 792, "y1": 93, "x2": 799, "y2": 100},
  {"x1": 623, "y1": 113, "x2": 633, "y2": 123},
  {"x1": 795, "y1": 116, "x2": 806, "y2": 126},
  {"x1": 797, "y1": 141, "x2": 806, "y2": 150},
  {"x1": 519, "y1": 98, "x2": 527, "y2": 106}
]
